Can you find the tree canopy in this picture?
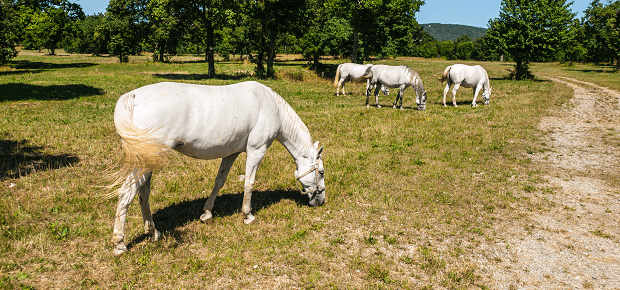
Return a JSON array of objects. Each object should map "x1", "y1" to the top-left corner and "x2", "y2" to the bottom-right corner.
[
  {"x1": 2, "y1": 0, "x2": 620, "y2": 76},
  {"x1": 486, "y1": 0, "x2": 576, "y2": 79}
]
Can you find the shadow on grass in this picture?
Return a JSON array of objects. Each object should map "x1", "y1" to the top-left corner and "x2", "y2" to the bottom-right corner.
[
  {"x1": 0, "y1": 139, "x2": 79, "y2": 179},
  {"x1": 8, "y1": 60, "x2": 98, "y2": 71},
  {"x1": 0, "y1": 83, "x2": 104, "y2": 101},
  {"x1": 152, "y1": 72, "x2": 252, "y2": 81},
  {"x1": 127, "y1": 189, "x2": 307, "y2": 249}
]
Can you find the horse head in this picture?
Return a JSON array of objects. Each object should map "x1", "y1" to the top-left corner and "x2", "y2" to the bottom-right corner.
[
  {"x1": 483, "y1": 87, "x2": 492, "y2": 105},
  {"x1": 416, "y1": 90, "x2": 427, "y2": 111},
  {"x1": 296, "y1": 141, "x2": 326, "y2": 207}
]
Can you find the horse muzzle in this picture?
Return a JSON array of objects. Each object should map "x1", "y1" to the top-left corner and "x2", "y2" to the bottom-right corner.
[{"x1": 307, "y1": 188, "x2": 326, "y2": 207}]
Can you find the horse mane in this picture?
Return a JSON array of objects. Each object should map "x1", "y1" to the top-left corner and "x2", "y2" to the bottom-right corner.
[{"x1": 271, "y1": 89, "x2": 313, "y2": 157}]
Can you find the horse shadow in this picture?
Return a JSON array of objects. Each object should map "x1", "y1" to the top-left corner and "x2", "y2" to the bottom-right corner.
[
  {"x1": 126, "y1": 189, "x2": 307, "y2": 248},
  {"x1": 0, "y1": 139, "x2": 80, "y2": 179},
  {"x1": 0, "y1": 83, "x2": 104, "y2": 101}
]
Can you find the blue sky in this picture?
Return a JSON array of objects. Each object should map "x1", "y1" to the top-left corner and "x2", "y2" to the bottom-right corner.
[{"x1": 77, "y1": 0, "x2": 593, "y2": 28}]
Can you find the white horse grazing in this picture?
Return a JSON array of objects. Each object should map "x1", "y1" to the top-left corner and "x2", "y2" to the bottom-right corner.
[
  {"x1": 365, "y1": 65, "x2": 427, "y2": 110},
  {"x1": 110, "y1": 81, "x2": 326, "y2": 255},
  {"x1": 333, "y1": 63, "x2": 373, "y2": 96},
  {"x1": 440, "y1": 64, "x2": 492, "y2": 107}
]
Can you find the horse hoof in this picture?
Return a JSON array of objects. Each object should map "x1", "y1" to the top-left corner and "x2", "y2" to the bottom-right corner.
[
  {"x1": 392, "y1": 105, "x2": 397, "y2": 109},
  {"x1": 243, "y1": 214, "x2": 255, "y2": 225},
  {"x1": 377, "y1": 105, "x2": 382, "y2": 108},
  {"x1": 400, "y1": 107, "x2": 404, "y2": 110},
  {"x1": 150, "y1": 230, "x2": 162, "y2": 242},
  {"x1": 113, "y1": 244, "x2": 128, "y2": 256},
  {"x1": 200, "y1": 211, "x2": 213, "y2": 223}
]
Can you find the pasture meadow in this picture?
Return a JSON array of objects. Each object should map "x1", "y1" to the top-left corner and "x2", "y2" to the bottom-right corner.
[{"x1": 0, "y1": 50, "x2": 594, "y2": 288}]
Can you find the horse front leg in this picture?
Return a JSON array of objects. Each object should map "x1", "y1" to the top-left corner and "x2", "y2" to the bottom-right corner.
[
  {"x1": 112, "y1": 170, "x2": 150, "y2": 255},
  {"x1": 137, "y1": 172, "x2": 161, "y2": 244},
  {"x1": 471, "y1": 86, "x2": 482, "y2": 107},
  {"x1": 374, "y1": 84, "x2": 382, "y2": 108},
  {"x1": 241, "y1": 148, "x2": 267, "y2": 224},
  {"x1": 200, "y1": 153, "x2": 240, "y2": 223},
  {"x1": 393, "y1": 86, "x2": 405, "y2": 109}
]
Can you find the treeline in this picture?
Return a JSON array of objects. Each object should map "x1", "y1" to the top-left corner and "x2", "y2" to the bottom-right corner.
[{"x1": 0, "y1": 0, "x2": 619, "y2": 78}]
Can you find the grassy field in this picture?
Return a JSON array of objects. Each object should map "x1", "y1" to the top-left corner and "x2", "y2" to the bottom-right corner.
[{"x1": 0, "y1": 50, "x2": 613, "y2": 289}]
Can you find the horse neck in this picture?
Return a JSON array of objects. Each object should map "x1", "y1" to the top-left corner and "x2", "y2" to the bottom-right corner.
[
  {"x1": 273, "y1": 93, "x2": 315, "y2": 167},
  {"x1": 482, "y1": 73, "x2": 490, "y2": 91}
]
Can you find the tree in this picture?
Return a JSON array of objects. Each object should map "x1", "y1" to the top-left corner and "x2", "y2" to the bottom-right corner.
[
  {"x1": 63, "y1": 13, "x2": 108, "y2": 55},
  {"x1": 105, "y1": 0, "x2": 147, "y2": 62},
  {"x1": 582, "y1": 0, "x2": 620, "y2": 70},
  {"x1": 146, "y1": 0, "x2": 187, "y2": 62},
  {"x1": 487, "y1": 0, "x2": 576, "y2": 79},
  {"x1": 0, "y1": 0, "x2": 19, "y2": 64},
  {"x1": 17, "y1": 0, "x2": 84, "y2": 55},
  {"x1": 186, "y1": 0, "x2": 239, "y2": 77},
  {"x1": 247, "y1": 0, "x2": 306, "y2": 77},
  {"x1": 327, "y1": 0, "x2": 425, "y2": 63}
]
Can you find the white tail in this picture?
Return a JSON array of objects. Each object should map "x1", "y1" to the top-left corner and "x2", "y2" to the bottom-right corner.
[
  {"x1": 439, "y1": 66, "x2": 451, "y2": 82},
  {"x1": 333, "y1": 64, "x2": 341, "y2": 87},
  {"x1": 107, "y1": 93, "x2": 170, "y2": 196}
]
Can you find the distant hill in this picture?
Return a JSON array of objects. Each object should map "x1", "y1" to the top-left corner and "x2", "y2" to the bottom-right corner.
[{"x1": 420, "y1": 23, "x2": 487, "y2": 42}]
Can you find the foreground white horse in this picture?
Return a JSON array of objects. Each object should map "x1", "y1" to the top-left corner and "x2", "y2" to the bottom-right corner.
[
  {"x1": 366, "y1": 65, "x2": 427, "y2": 110},
  {"x1": 110, "y1": 81, "x2": 326, "y2": 255},
  {"x1": 440, "y1": 64, "x2": 492, "y2": 107},
  {"x1": 333, "y1": 63, "x2": 373, "y2": 96}
]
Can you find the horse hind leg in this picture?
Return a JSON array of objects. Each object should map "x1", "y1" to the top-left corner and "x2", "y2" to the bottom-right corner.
[
  {"x1": 452, "y1": 83, "x2": 460, "y2": 107},
  {"x1": 200, "y1": 153, "x2": 240, "y2": 223},
  {"x1": 112, "y1": 170, "x2": 151, "y2": 255},
  {"x1": 138, "y1": 172, "x2": 161, "y2": 243},
  {"x1": 443, "y1": 82, "x2": 451, "y2": 106}
]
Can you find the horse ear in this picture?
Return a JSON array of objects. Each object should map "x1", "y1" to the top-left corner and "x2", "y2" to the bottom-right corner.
[
  {"x1": 317, "y1": 146, "x2": 324, "y2": 159},
  {"x1": 314, "y1": 141, "x2": 319, "y2": 149}
]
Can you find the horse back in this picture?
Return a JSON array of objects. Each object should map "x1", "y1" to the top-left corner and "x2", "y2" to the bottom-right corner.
[
  {"x1": 128, "y1": 81, "x2": 281, "y2": 159},
  {"x1": 449, "y1": 64, "x2": 488, "y2": 88}
]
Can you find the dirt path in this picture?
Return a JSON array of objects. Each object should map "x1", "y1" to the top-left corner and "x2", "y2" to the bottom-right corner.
[{"x1": 483, "y1": 77, "x2": 620, "y2": 289}]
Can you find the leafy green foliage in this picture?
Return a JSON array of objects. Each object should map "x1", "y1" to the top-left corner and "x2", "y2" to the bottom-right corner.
[
  {"x1": 0, "y1": 0, "x2": 19, "y2": 64},
  {"x1": 582, "y1": 0, "x2": 620, "y2": 70},
  {"x1": 486, "y1": 0, "x2": 576, "y2": 79}
]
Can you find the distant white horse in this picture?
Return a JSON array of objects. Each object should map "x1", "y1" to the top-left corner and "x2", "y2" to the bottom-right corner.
[
  {"x1": 333, "y1": 63, "x2": 388, "y2": 96},
  {"x1": 110, "y1": 81, "x2": 326, "y2": 255},
  {"x1": 333, "y1": 63, "x2": 372, "y2": 96},
  {"x1": 366, "y1": 64, "x2": 427, "y2": 110},
  {"x1": 440, "y1": 64, "x2": 492, "y2": 107}
]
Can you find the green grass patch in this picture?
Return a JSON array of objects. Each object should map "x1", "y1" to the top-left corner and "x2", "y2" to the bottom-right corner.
[{"x1": 0, "y1": 50, "x2": 601, "y2": 288}]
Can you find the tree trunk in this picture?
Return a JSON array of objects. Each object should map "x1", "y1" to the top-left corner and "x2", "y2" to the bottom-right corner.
[
  {"x1": 351, "y1": 27, "x2": 358, "y2": 63},
  {"x1": 616, "y1": 57, "x2": 620, "y2": 72},
  {"x1": 206, "y1": 20, "x2": 215, "y2": 78},
  {"x1": 267, "y1": 34, "x2": 276, "y2": 77},
  {"x1": 153, "y1": 42, "x2": 160, "y2": 62}
]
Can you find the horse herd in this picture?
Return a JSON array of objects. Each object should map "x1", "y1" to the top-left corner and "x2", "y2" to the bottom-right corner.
[
  {"x1": 334, "y1": 62, "x2": 493, "y2": 109},
  {"x1": 109, "y1": 62, "x2": 492, "y2": 255}
]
